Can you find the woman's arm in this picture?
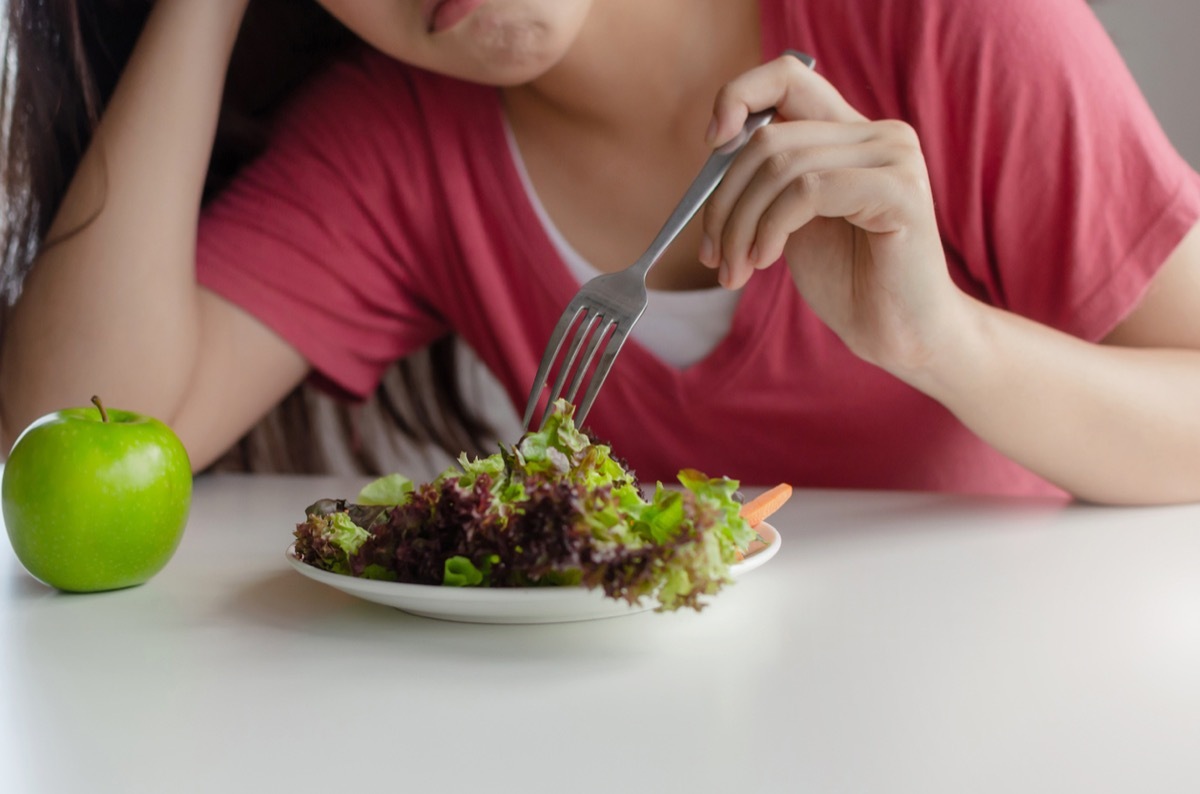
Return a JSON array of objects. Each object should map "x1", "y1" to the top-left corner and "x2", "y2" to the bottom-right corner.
[
  {"x1": 0, "y1": 0, "x2": 308, "y2": 469},
  {"x1": 702, "y1": 55, "x2": 1200, "y2": 505},
  {"x1": 900, "y1": 226, "x2": 1200, "y2": 505}
]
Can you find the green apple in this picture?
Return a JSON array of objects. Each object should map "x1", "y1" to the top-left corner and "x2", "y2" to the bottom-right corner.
[{"x1": 2, "y1": 396, "x2": 192, "y2": 592}]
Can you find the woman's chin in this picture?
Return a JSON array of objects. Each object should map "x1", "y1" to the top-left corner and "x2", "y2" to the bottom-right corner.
[{"x1": 455, "y1": 13, "x2": 570, "y2": 83}]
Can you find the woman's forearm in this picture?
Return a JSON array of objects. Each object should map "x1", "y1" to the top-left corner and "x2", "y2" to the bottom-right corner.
[
  {"x1": 0, "y1": 0, "x2": 250, "y2": 445},
  {"x1": 907, "y1": 298, "x2": 1200, "y2": 505}
]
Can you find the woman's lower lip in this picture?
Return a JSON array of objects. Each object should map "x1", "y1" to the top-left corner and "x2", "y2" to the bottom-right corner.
[{"x1": 428, "y1": 0, "x2": 487, "y2": 33}]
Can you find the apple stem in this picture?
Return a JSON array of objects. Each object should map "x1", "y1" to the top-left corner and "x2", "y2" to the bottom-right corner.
[{"x1": 91, "y1": 395, "x2": 109, "y2": 423}]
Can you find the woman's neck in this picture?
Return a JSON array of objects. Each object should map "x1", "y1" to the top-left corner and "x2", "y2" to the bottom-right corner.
[{"x1": 502, "y1": 0, "x2": 762, "y2": 142}]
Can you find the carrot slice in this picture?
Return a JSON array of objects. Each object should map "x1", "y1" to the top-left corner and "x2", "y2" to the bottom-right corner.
[{"x1": 739, "y1": 483, "x2": 792, "y2": 528}]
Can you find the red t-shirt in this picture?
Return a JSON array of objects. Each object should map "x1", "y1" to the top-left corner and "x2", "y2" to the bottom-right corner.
[{"x1": 197, "y1": 0, "x2": 1200, "y2": 497}]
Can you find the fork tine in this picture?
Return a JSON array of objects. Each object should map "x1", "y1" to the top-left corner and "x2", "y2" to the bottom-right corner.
[
  {"x1": 563, "y1": 318, "x2": 615, "y2": 406},
  {"x1": 574, "y1": 323, "x2": 632, "y2": 426},
  {"x1": 522, "y1": 304, "x2": 585, "y2": 430},
  {"x1": 542, "y1": 310, "x2": 603, "y2": 419}
]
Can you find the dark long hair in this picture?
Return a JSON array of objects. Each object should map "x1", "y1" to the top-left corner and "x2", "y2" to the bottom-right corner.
[{"x1": 0, "y1": 0, "x2": 493, "y2": 472}]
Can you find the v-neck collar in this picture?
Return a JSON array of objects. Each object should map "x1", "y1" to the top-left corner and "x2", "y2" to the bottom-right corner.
[{"x1": 488, "y1": 97, "x2": 790, "y2": 394}]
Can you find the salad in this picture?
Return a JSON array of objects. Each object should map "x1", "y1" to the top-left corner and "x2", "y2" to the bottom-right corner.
[{"x1": 292, "y1": 400, "x2": 762, "y2": 611}]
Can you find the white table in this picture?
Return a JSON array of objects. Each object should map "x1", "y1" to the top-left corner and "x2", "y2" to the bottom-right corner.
[{"x1": 3, "y1": 472, "x2": 1199, "y2": 793}]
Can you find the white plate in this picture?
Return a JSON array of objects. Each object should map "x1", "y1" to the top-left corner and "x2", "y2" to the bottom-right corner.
[{"x1": 285, "y1": 522, "x2": 780, "y2": 624}]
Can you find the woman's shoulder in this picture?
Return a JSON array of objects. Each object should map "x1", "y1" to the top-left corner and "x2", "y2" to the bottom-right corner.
[
  {"x1": 268, "y1": 43, "x2": 494, "y2": 154},
  {"x1": 785, "y1": 0, "x2": 1102, "y2": 51},
  {"x1": 325, "y1": 45, "x2": 483, "y2": 89}
]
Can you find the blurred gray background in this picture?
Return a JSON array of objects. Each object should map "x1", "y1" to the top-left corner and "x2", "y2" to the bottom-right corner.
[{"x1": 1093, "y1": 0, "x2": 1200, "y2": 167}]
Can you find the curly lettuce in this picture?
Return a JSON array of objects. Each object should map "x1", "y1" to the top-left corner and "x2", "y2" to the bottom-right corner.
[{"x1": 292, "y1": 400, "x2": 756, "y2": 611}]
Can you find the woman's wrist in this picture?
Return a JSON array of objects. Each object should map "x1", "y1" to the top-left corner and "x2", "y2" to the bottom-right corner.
[{"x1": 876, "y1": 291, "x2": 997, "y2": 407}]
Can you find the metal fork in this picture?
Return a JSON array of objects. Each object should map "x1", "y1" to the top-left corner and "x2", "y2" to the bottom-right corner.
[{"x1": 520, "y1": 109, "x2": 780, "y2": 431}]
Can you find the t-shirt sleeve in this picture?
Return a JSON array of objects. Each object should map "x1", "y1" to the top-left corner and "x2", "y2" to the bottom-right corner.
[
  {"x1": 195, "y1": 49, "x2": 450, "y2": 400},
  {"x1": 909, "y1": 0, "x2": 1200, "y2": 340}
]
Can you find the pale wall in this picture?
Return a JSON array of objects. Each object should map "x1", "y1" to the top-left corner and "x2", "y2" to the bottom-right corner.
[{"x1": 1093, "y1": 0, "x2": 1200, "y2": 167}]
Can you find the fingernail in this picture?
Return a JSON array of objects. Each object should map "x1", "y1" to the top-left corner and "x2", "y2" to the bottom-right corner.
[
  {"x1": 718, "y1": 260, "x2": 730, "y2": 287},
  {"x1": 705, "y1": 117, "x2": 718, "y2": 145},
  {"x1": 748, "y1": 244, "x2": 760, "y2": 266},
  {"x1": 699, "y1": 235, "x2": 713, "y2": 265}
]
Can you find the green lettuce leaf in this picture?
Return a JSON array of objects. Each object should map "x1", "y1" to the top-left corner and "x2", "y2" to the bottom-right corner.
[
  {"x1": 357, "y1": 473, "x2": 414, "y2": 506},
  {"x1": 443, "y1": 556, "x2": 485, "y2": 587}
]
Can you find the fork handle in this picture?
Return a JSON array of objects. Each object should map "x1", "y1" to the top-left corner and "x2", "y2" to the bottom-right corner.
[
  {"x1": 629, "y1": 109, "x2": 774, "y2": 279},
  {"x1": 630, "y1": 50, "x2": 816, "y2": 280}
]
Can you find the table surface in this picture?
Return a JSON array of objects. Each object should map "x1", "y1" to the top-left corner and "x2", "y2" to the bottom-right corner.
[{"x1": 3, "y1": 471, "x2": 1200, "y2": 794}]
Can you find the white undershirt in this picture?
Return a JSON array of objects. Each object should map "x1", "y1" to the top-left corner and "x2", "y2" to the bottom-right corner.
[{"x1": 504, "y1": 119, "x2": 740, "y2": 369}]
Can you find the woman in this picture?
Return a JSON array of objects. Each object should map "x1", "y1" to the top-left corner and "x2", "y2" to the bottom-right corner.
[{"x1": 2, "y1": 0, "x2": 1200, "y2": 504}]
